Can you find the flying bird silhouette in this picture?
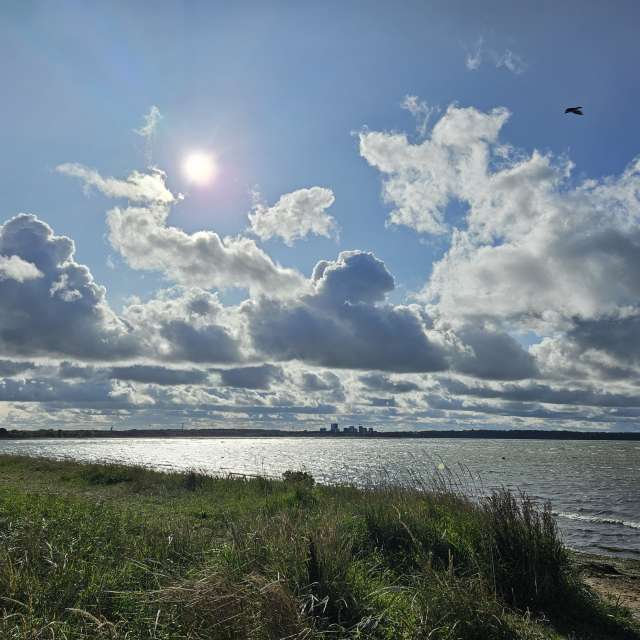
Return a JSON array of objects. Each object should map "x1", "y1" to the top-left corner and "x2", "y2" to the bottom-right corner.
[{"x1": 564, "y1": 106, "x2": 584, "y2": 115}]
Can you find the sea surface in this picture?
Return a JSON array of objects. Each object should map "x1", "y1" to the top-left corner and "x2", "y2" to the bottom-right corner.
[{"x1": 1, "y1": 437, "x2": 638, "y2": 559}]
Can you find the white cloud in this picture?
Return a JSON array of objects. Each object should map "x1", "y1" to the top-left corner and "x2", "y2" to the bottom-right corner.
[
  {"x1": 425, "y1": 152, "x2": 640, "y2": 329},
  {"x1": 56, "y1": 163, "x2": 176, "y2": 204},
  {"x1": 60, "y1": 165, "x2": 306, "y2": 296},
  {"x1": 14, "y1": 103, "x2": 638, "y2": 431},
  {"x1": 465, "y1": 37, "x2": 526, "y2": 74},
  {"x1": 122, "y1": 287, "x2": 243, "y2": 363},
  {"x1": 401, "y1": 95, "x2": 438, "y2": 137},
  {"x1": 0, "y1": 254, "x2": 42, "y2": 282},
  {"x1": 359, "y1": 105, "x2": 509, "y2": 234},
  {"x1": 495, "y1": 49, "x2": 526, "y2": 74},
  {"x1": 362, "y1": 102, "x2": 640, "y2": 394},
  {"x1": 248, "y1": 186, "x2": 338, "y2": 245},
  {"x1": 107, "y1": 203, "x2": 305, "y2": 295},
  {"x1": 134, "y1": 105, "x2": 163, "y2": 164},
  {"x1": 134, "y1": 105, "x2": 162, "y2": 140},
  {"x1": 465, "y1": 37, "x2": 484, "y2": 70}
]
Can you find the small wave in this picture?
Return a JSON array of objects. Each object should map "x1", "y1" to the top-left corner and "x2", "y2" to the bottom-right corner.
[{"x1": 554, "y1": 511, "x2": 640, "y2": 530}]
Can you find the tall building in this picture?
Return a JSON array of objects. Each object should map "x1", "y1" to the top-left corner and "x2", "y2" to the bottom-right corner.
[{"x1": 330, "y1": 422, "x2": 339, "y2": 433}]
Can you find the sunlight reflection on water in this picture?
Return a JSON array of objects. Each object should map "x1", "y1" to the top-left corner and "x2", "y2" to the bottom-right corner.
[{"x1": 1, "y1": 437, "x2": 638, "y2": 558}]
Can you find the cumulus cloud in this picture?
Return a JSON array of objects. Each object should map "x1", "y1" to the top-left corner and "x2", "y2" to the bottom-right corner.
[
  {"x1": 362, "y1": 104, "x2": 640, "y2": 344},
  {"x1": 241, "y1": 249, "x2": 534, "y2": 379},
  {"x1": 59, "y1": 163, "x2": 305, "y2": 295},
  {"x1": 7, "y1": 102, "x2": 637, "y2": 431},
  {"x1": 0, "y1": 255, "x2": 42, "y2": 282},
  {"x1": 425, "y1": 155, "x2": 640, "y2": 333},
  {"x1": 0, "y1": 214, "x2": 137, "y2": 360},
  {"x1": 360, "y1": 105, "x2": 510, "y2": 234},
  {"x1": 249, "y1": 187, "x2": 338, "y2": 245},
  {"x1": 244, "y1": 250, "x2": 449, "y2": 372},
  {"x1": 122, "y1": 288, "x2": 243, "y2": 364},
  {"x1": 359, "y1": 101, "x2": 640, "y2": 422},
  {"x1": 108, "y1": 203, "x2": 305, "y2": 295}
]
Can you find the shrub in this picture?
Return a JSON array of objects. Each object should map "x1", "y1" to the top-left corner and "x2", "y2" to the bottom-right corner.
[{"x1": 282, "y1": 470, "x2": 315, "y2": 486}]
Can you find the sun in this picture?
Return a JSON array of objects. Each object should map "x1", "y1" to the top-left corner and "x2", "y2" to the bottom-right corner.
[{"x1": 182, "y1": 151, "x2": 217, "y2": 185}]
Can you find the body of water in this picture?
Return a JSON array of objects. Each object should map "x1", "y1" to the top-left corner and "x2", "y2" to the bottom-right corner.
[{"x1": 1, "y1": 437, "x2": 638, "y2": 559}]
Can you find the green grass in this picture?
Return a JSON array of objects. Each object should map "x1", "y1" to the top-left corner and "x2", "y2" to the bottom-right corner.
[{"x1": 0, "y1": 455, "x2": 637, "y2": 639}]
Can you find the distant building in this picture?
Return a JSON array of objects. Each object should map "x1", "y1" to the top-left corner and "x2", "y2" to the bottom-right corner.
[
  {"x1": 319, "y1": 427, "x2": 327, "y2": 432},
  {"x1": 358, "y1": 425, "x2": 365, "y2": 434},
  {"x1": 368, "y1": 427, "x2": 374, "y2": 434},
  {"x1": 330, "y1": 423, "x2": 339, "y2": 433},
  {"x1": 344, "y1": 425, "x2": 357, "y2": 434}
]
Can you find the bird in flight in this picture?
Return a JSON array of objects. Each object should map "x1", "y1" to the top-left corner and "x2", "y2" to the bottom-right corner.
[{"x1": 565, "y1": 106, "x2": 584, "y2": 115}]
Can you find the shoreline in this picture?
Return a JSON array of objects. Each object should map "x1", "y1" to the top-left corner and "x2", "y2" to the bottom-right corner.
[
  {"x1": 2, "y1": 427, "x2": 640, "y2": 441},
  {"x1": 0, "y1": 454, "x2": 638, "y2": 638},
  {"x1": 572, "y1": 551, "x2": 640, "y2": 621}
]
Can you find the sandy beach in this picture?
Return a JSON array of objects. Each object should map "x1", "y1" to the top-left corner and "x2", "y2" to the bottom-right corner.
[{"x1": 574, "y1": 552, "x2": 640, "y2": 621}]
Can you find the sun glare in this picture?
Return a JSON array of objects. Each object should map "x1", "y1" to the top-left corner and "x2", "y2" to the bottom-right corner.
[{"x1": 182, "y1": 151, "x2": 217, "y2": 185}]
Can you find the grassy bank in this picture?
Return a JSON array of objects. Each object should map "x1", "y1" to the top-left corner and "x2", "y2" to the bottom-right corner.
[{"x1": 0, "y1": 456, "x2": 637, "y2": 639}]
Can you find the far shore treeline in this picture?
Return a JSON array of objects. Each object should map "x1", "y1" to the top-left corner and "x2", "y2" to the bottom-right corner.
[{"x1": 1, "y1": 427, "x2": 640, "y2": 440}]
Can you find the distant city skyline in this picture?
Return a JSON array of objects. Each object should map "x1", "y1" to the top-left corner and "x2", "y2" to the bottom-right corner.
[{"x1": 2, "y1": 1, "x2": 640, "y2": 431}]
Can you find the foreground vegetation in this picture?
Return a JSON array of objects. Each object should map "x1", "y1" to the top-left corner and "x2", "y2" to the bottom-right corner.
[{"x1": 0, "y1": 456, "x2": 637, "y2": 639}]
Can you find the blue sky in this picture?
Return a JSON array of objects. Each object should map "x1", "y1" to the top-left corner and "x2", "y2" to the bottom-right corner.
[{"x1": 2, "y1": 1, "x2": 640, "y2": 431}]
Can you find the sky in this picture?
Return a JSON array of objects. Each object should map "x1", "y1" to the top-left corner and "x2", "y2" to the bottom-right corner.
[{"x1": 2, "y1": 0, "x2": 640, "y2": 431}]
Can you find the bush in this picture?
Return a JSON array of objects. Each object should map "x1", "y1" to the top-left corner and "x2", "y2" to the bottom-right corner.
[{"x1": 282, "y1": 470, "x2": 315, "y2": 486}]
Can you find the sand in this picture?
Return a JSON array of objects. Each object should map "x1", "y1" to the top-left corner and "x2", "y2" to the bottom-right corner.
[{"x1": 573, "y1": 552, "x2": 640, "y2": 621}]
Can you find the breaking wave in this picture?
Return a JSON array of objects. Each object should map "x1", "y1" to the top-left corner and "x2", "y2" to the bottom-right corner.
[{"x1": 554, "y1": 511, "x2": 640, "y2": 530}]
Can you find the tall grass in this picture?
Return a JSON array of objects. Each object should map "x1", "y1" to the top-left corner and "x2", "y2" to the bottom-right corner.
[{"x1": 0, "y1": 455, "x2": 637, "y2": 639}]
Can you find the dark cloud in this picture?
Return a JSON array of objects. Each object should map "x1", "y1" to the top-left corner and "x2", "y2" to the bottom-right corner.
[
  {"x1": 0, "y1": 377, "x2": 113, "y2": 403},
  {"x1": 109, "y1": 365, "x2": 208, "y2": 386},
  {"x1": 423, "y1": 392, "x2": 600, "y2": 422},
  {"x1": 568, "y1": 313, "x2": 640, "y2": 364},
  {"x1": 442, "y1": 378, "x2": 640, "y2": 408},
  {"x1": 0, "y1": 214, "x2": 137, "y2": 360},
  {"x1": 122, "y1": 288, "x2": 243, "y2": 364},
  {"x1": 0, "y1": 360, "x2": 36, "y2": 376},
  {"x1": 58, "y1": 362, "x2": 99, "y2": 380},
  {"x1": 219, "y1": 364, "x2": 284, "y2": 389},
  {"x1": 359, "y1": 372, "x2": 420, "y2": 393},
  {"x1": 301, "y1": 371, "x2": 342, "y2": 392},
  {"x1": 452, "y1": 326, "x2": 538, "y2": 380},
  {"x1": 369, "y1": 397, "x2": 397, "y2": 407},
  {"x1": 245, "y1": 251, "x2": 448, "y2": 373},
  {"x1": 159, "y1": 321, "x2": 241, "y2": 363}
]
